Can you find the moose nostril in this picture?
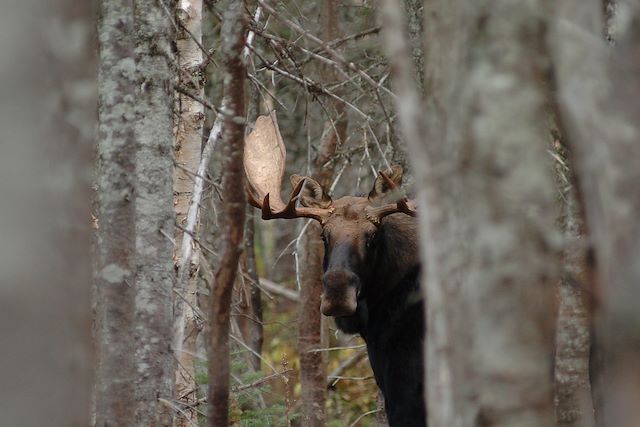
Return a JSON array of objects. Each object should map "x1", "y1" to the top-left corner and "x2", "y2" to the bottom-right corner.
[
  {"x1": 322, "y1": 270, "x2": 358, "y2": 287},
  {"x1": 320, "y1": 271, "x2": 359, "y2": 317}
]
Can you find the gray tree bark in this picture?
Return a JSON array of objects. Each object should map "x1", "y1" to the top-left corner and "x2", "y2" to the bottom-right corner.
[
  {"x1": 382, "y1": 0, "x2": 559, "y2": 425},
  {"x1": 0, "y1": 0, "x2": 95, "y2": 426},
  {"x1": 133, "y1": 0, "x2": 177, "y2": 424},
  {"x1": 552, "y1": 142, "x2": 594, "y2": 427},
  {"x1": 95, "y1": 0, "x2": 137, "y2": 425},
  {"x1": 550, "y1": 1, "x2": 640, "y2": 425}
]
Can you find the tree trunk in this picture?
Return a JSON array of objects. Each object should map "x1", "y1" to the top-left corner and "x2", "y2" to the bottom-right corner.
[
  {"x1": 95, "y1": 0, "x2": 137, "y2": 425},
  {"x1": 240, "y1": 208, "x2": 264, "y2": 371},
  {"x1": 238, "y1": 77, "x2": 264, "y2": 373},
  {"x1": 133, "y1": 0, "x2": 177, "y2": 424},
  {"x1": 298, "y1": 221, "x2": 328, "y2": 427},
  {"x1": 552, "y1": 141, "x2": 594, "y2": 427},
  {"x1": 0, "y1": 1, "x2": 95, "y2": 426},
  {"x1": 296, "y1": 2, "x2": 347, "y2": 425},
  {"x1": 550, "y1": 0, "x2": 640, "y2": 425},
  {"x1": 173, "y1": 1, "x2": 205, "y2": 424},
  {"x1": 207, "y1": 1, "x2": 247, "y2": 425},
  {"x1": 382, "y1": 0, "x2": 559, "y2": 425}
]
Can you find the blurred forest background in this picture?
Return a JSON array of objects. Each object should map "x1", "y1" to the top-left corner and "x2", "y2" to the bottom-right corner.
[{"x1": 2, "y1": 0, "x2": 640, "y2": 426}]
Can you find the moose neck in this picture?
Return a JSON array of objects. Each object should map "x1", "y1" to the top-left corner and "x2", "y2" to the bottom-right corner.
[{"x1": 363, "y1": 214, "x2": 419, "y2": 308}]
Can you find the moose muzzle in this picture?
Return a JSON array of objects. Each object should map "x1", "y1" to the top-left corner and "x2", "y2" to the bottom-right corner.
[{"x1": 321, "y1": 270, "x2": 359, "y2": 317}]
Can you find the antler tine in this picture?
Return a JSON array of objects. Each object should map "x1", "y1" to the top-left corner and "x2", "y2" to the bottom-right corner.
[
  {"x1": 379, "y1": 170, "x2": 397, "y2": 190},
  {"x1": 365, "y1": 171, "x2": 417, "y2": 225},
  {"x1": 248, "y1": 177, "x2": 333, "y2": 222}
]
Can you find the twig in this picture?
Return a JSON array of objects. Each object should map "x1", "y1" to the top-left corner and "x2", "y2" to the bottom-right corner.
[
  {"x1": 256, "y1": 277, "x2": 300, "y2": 302},
  {"x1": 172, "y1": 101, "x2": 225, "y2": 358},
  {"x1": 251, "y1": 44, "x2": 371, "y2": 120},
  {"x1": 349, "y1": 408, "x2": 381, "y2": 427},
  {"x1": 160, "y1": 228, "x2": 176, "y2": 247},
  {"x1": 247, "y1": 72, "x2": 288, "y2": 110},
  {"x1": 327, "y1": 348, "x2": 368, "y2": 389},
  {"x1": 327, "y1": 375, "x2": 374, "y2": 381},
  {"x1": 158, "y1": 398, "x2": 199, "y2": 427},
  {"x1": 257, "y1": 0, "x2": 396, "y2": 99},
  {"x1": 175, "y1": 83, "x2": 219, "y2": 113},
  {"x1": 173, "y1": 287, "x2": 207, "y2": 323},
  {"x1": 239, "y1": 271, "x2": 275, "y2": 300},
  {"x1": 243, "y1": 6, "x2": 263, "y2": 60},
  {"x1": 307, "y1": 344, "x2": 366, "y2": 353},
  {"x1": 229, "y1": 333, "x2": 281, "y2": 376},
  {"x1": 175, "y1": 215, "x2": 218, "y2": 258},
  {"x1": 232, "y1": 369, "x2": 295, "y2": 392}
]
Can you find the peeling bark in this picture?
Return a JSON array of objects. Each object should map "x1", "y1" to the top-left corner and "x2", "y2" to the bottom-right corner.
[
  {"x1": 206, "y1": 1, "x2": 247, "y2": 426},
  {"x1": 173, "y1": 1, "x2": 205, "y2": 424}
]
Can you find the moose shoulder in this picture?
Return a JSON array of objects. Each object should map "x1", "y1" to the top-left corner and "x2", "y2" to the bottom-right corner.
[{"x1": 244, "y1": 113, "x2": 426, "y2": 427}]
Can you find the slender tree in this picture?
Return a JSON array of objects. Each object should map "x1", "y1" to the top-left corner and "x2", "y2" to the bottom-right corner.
[
  {"x1": 133, "y1": 0, "x2": 177, "y2": 424},
  {"x1": 207, "y1": 1, "x2": 247, "y2": 425},
  {"x1": 95, "y1": 0, "x2": 137, "y2": 425},
  {"x1": 552, "y1": 142, "x2": 594, "y2": 426},
  {"x1": 297, "y1": 1, "x2": 348, "y2": 424},
  {"x1": 173, "y1": 0, "x2": 206, "y2": 424},
  {"x1": 240, "y1": 79, "x2": 265, "y2": 372}
]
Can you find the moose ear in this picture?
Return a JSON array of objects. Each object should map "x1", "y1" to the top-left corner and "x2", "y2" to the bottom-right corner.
[
  {"x1": 290, "y1": 174, "x2": 333, "y2": 209},
  {"x1": 368, "y1": 164, "x2": 404, "y2": 202}
]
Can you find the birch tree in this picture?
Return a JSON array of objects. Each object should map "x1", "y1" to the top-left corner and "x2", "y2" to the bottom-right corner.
[
  {"x1": 173, "y1": 0, "x2": 206, "y2": 423},
  {"x1": 382, "y1": 0, "x2": 559, "y2": 425}
]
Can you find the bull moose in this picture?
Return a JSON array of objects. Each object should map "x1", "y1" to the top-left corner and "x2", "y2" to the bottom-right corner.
[{"x1": 244, "y1": 113, "x2": 425, "y2": 427}]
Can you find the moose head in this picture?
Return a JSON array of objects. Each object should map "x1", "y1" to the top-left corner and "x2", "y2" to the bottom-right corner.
[{"x1": 244, "y1": 113, "x2": 416, "y2": 317}]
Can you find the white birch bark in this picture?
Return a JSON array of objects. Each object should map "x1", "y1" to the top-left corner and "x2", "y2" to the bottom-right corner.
[{"x1": 173, "y1": 1, "x2": 205, "y2": 424}]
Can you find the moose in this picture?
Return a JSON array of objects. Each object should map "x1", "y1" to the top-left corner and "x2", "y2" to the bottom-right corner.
[{"x1": 244, "y1": 113, "x2": 425, "y2": 427}]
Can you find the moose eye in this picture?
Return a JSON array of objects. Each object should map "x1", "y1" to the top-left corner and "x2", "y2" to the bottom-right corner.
[{"x1": 365, "y1": 232, "x2": 377, "y2": 248}]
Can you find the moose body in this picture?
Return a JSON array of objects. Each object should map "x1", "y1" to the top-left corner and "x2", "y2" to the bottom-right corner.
[
  {"x1": 325, "y1": 208, "x2": 425, "y2": 427},
  {"x1": 244, "y1": 114, "x2": 426, "y2": 426}
]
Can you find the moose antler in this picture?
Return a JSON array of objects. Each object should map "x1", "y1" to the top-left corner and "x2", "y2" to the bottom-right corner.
[
  {"x1": 365, "y1": 170, "x2": 417, "y2": 225},
  {"x1": 244, "y1": 112, "x2": 334, "y2": 223}
]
